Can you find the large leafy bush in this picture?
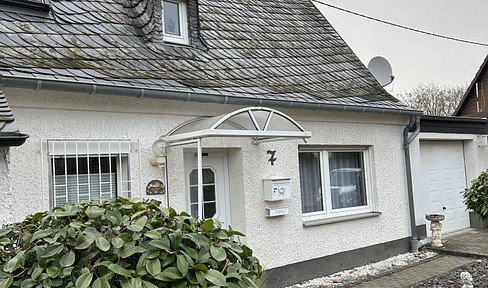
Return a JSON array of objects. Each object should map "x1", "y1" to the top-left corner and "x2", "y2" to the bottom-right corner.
[
  {"x1": 0, "y1": 198, "x2": 262, "y2": 288},
  {"x1": 464, "y1": 169, "x2": 488, "y2": 222}
]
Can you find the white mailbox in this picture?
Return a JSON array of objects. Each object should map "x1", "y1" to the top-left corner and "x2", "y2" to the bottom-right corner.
[{"x1": 263, "y1": 177, "x2": 291, "y2": 201}]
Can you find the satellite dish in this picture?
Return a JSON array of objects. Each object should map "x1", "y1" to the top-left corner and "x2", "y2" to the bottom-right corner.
[{"x1": 367, "y1": 56, "x2": 394, "y2": 87}]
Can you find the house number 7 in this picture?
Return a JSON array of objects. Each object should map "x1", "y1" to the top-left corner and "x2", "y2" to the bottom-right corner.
[{"x1": 267, "y1": 150, "x2": 277, "y2": 166}]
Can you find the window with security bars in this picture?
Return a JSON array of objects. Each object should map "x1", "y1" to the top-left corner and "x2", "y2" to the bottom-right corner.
[{"x1": 48, "y1": 140, "x2": 132, "y2": 208}]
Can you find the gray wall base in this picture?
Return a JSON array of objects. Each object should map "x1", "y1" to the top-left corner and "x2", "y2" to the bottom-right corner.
[{"x1": 263, "y1": 237, "x2": 411, "y2": 287}]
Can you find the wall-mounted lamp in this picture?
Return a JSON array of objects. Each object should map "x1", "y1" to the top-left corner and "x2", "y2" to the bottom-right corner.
[
  {"x1": 150, "y1": 155, "x2": 166, "y2": 169},
  {"x1": 150, "y1": 139, "x2": 167, "y2": 169}
]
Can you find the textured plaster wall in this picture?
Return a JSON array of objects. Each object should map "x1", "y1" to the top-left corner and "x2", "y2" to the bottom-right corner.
[
  {"x1": 410, "y1": 133, "x2": 488, "y2": 227},
  {"x1": 463, "y1": 135, "x2": 488, "y2": 184},
  {"x1": 0, "y1": 147, "x2": 13, "y2": 225},
  {"x1": 239, "y1": 111, "x2": 412, "y2": 268},
  {"x1": 5, "y1": 88, "x2": 246, "y2": 221},
  {"x1": 6, "y1": 87, "x2": 412, "y2": 269},
  {"x1": 227, "y1": 148, "x2": 247, "y2": 236}
]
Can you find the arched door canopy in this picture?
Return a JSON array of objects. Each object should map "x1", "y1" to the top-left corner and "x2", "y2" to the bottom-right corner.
[
  {"x1": 160, "y1": 107, "x2": 312, "y2": 146},
  {"x1": 152, "y1": 107, "x2": 311, "y2": 223}
]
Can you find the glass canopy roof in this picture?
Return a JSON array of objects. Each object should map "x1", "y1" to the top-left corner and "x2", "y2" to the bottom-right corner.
[{"x1": 161, "y1": 107, "x2": 312, "y2": 145}]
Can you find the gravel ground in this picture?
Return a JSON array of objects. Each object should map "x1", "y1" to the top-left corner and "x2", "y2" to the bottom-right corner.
[
  {"x1": 287, "y1": 251, "x2": 436, "y2": 287},
  {"x1": 415, "y1": 259, "x2": 488, "y2": 288}
]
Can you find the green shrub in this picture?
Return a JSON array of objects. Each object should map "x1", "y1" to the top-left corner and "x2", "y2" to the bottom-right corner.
[
  {"x1": 464, "y1": 169, "x2": 488, "y2": 222},
  {"x1": 0, "y1": 198, "x2": 262, "y2": 288}
]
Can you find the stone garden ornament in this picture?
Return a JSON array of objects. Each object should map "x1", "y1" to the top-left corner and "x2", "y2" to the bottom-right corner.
[{"x1": 425, "y1": 214, "x2": 445, "y2": 247}]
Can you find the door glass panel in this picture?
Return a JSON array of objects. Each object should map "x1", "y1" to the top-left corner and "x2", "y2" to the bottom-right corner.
[
  {"x1": 190, "y1": 186, "x2": 197, "y2": 202},
  {"x1": 203, "y1": 169, "x2": 214, "y2": 184},
  {"x1": 190, "y1": 168, "x2": 215, "y2": 185},
  {"x1": 204, "y1": 203, "x2": 216, "y2": 218},
  {"x1": 204, "y1": 185, "x2": 216, "y2": 201},
  {"x1": 189, "y1": 168, "x2": 217, "y2": 219},
  {"x1": 190, "y1": 204, "x2": 198, "y2": 218},
  {"x1": 189, "y1": 169, "x2": 197, "y2": 185}
]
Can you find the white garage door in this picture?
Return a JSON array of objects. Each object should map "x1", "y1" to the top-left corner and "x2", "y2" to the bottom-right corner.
[{"x1": 420, "y1": 141, "x2": 469, "y2": 235}]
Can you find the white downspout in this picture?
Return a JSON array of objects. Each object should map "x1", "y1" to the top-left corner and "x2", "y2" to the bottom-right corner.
[
  {"x1": 403, "y1": 116, "x2": 421, "y2": 251},
  {"x1": 197, "y1": 139, "x2": 203, "y2": 220}
]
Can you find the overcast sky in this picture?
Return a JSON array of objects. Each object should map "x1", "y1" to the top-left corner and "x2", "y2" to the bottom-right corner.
[{"x1": 315, "y1": 0, "x2": 488, "y2": 96}]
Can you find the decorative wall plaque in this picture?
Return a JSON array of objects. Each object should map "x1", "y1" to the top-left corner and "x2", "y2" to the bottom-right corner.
[{"x1": 146, "y1": 180, "x2": 165, "y2": 195}]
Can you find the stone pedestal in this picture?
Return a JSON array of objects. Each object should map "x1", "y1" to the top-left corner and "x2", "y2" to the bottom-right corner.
[{"x1": 425, "y1": 214, "x2": 445, "y2": 247}]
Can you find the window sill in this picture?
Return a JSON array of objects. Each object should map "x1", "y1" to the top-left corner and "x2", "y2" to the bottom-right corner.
[
  {"x1": 303, "y1": 212, "x2": 382, "y2": 227},
  {"x1": 163, "y1": 39, "x2": 190, "y2": 46}
]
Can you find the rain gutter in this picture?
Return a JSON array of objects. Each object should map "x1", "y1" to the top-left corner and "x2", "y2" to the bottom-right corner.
[
  {"x1": 0, "y1": 133, "x2": 29, "y2": 147},
  {"x1": 403, "y1": 115, "x2": 421, "y2": 251},
  {"x1": 1, "y1": 76, "x2": 423, "y2": 116}
]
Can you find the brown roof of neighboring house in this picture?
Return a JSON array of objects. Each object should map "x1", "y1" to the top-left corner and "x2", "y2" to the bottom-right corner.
[{"x1": 453, "y1": 54, "x2": 488, "y2": 116}]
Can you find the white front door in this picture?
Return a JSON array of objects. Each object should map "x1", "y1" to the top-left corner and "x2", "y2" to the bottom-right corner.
[
  {"x1": 184, "y1": 152, "x2": 231, "y2": 227},
  {"x1": 421, "y1": 141, "x2": 469, "y2": 235}
]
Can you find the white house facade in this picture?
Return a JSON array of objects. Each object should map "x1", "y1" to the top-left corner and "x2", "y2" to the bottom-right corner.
[
  {"x1": 3, "y1": 87, "x2": 420, "y2": 285},
  {"x1": 0, "y1": 0, "x2": 424, "y2": 285}
]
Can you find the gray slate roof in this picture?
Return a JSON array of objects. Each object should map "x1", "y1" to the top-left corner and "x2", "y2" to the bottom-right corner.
[
  {"x1": 0, "y1": 0, "x2": 417, "y2": 113},
  {"x1": 0, "y1": 87, "x2": 28, "y2": 146}
]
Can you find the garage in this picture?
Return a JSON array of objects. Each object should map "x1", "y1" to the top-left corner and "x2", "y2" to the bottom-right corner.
[{"x1": 420, "y1": 141, "x2": 469, "y2": 235}]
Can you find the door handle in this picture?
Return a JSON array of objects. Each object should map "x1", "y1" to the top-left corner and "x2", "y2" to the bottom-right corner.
[{"x1": 442, "y1": 206, "x2": 446, "y2": 210}]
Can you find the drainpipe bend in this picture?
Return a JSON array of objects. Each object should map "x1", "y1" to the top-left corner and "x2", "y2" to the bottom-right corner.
[{"x1": 403, "y1": 115, "x2": 421, "y2": 250}]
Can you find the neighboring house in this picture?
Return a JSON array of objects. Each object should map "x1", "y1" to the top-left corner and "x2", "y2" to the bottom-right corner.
[
  {"x1": 454, "y1": 54, "x2": 488, "y2": 117},
  {"x1": 0, "y1": 0, "x2": 423, "y2": 285}
]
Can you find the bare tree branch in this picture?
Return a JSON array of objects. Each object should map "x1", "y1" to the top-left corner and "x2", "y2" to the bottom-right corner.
[{"x1": 397, "y1": 82, "x2": 468, "y2": 116}]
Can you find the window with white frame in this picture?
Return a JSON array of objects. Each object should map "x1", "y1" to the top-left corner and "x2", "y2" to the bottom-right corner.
[
  {"x1": 162, "y1": 0, "x2": 189, "y2": 45},
  {"x1": 299, "y1": 147, "x2": 373, "y2": 219},
  {"x1": 48, "y1": 140, "x2": 132, "y2": 208}
]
